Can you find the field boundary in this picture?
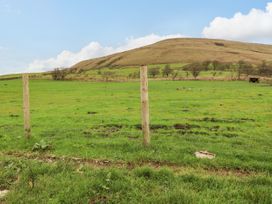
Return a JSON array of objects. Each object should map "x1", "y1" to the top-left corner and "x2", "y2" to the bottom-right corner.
[{"x1": 1, "y1": 151, "x2": 266, "y2": 177}]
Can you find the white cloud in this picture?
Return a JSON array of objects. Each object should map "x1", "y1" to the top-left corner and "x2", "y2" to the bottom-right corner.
[
  {"x1": 202, "y1": 2, "x2": 272, "y2": 42},
  {"x1": 27, "y1": 33, "x2": 186, "y2": 72}
]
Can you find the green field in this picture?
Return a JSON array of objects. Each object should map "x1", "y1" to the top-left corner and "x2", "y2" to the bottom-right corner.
[{"x1": 0, "y1": 79, "x2": 272, "y2": 203}]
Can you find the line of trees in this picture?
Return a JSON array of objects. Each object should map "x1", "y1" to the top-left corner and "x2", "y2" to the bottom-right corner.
[
  {"x1": 51, "y1": 61, "x2": 272, "y2": 81},
  {"x1": 183, "y1": 60, "x2": 272, "y2": 79},
  {"x1": 127, "y1": 61, "x2": 272, "y2": 80},
  {"x1": 148, "y1": 65, "x2": 174, "y2": 78},
  {"x1": 152, "y1": 61, "x2": 271, "y2": 80}
]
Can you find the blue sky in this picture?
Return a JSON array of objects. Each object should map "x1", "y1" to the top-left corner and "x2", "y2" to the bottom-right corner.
[{"x1": 1, "y1": 0, "x2": 272, "y2": 74}]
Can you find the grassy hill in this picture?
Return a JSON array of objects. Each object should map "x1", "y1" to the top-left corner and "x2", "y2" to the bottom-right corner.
[
  {"x1": 1, "y1": 38, "x2": 272, "y2": 81},
  {"x1": 72, "y1": 38, "x2": 272, "y2": 71}
]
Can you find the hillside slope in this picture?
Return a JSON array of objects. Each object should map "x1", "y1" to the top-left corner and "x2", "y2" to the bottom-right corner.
[{"x1": 72, "y1": 38, "x2": 272, "y2": 71}]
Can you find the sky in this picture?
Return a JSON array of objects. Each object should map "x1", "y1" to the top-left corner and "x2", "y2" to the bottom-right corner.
[{"x1": 1, "y1": 0, "x2": 272, "y2": 75}]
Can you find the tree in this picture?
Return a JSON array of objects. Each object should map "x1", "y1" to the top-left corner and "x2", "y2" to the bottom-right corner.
[
  {"x1": 237, "y1": 61, "x2": 254, "y2": 79},
  {"x1": 217, "y1": 63, "x2": 230, "y2": 71},
  {"x1": 51, "y1": 68, "x2": 67, "y2": 80},
  {"x1": 237, "y1": 61, "x2": 244, "y2": 79},
  {"x1": 212, "y1": 71, "x2": 217, "y2": 77},
  {"x1": 229, "y1": 63, "x2": 238, "y2": 79},
  {"x1": 148, "y1": 67, "x2": 160, "y2": 78},
  {"x1": 128, "y1": 71, "x2": 140, "y2": 79},
  {"x1": 207, "y1": 60, "x2": 220, "y2": 77},
  {"x1": 259, "y1": 61, "x2": 272, "y2": 77},
  {"x1": 211, "y1": 60, "x2": 220, "y2": 70},
  {"x1": 162, "y1": 64, "x2": 173, "y2": 77},
  {"x1": 184, "y1": 63, "x2": 203, "y2": 79},
  {"x1": 102, "y1": 71, "x2": 115, "y2": 81},
  {"x1": 243, "y1": 63, "x2": 254, "y2": 76},
  {"x1": 185, "y1": 71, "x2": 189, "y2": 78},
  {"x1": 202, "y1": 60, "x2": 212, "y2": 71},
  {"x1": 172, "y1": 71, "x2": 179, "y2": 80}
]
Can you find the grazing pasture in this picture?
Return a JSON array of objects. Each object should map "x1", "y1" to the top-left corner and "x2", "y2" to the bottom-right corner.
[{"x1": 0, "y1": 79, "x2": 271, "y2": 203}]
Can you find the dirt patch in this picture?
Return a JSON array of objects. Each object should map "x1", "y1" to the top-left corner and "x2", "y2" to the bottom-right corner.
[
  {"x1": 134, "y1": 124, "x2": 142, "y2": 130},
  {"x1": 222, "y1": 133, "x2": 238, "y2": 138},
  {"x1": 181, "y1": 109, "x2": 189, "y2": 112},
  {"x1": 134, "y1": 124, "x2": 170, "y2": 130},
  {"x1": 83, "y1": 124, "x2": 123, "y2": 137},
  {"x1": 226, "y1": 127, "x2": 236, "y2": 131},
  {"x1": 136, "y1": 124, "x2": 202, "y2": 131},
  {"x1": 176, "y1": 87, "x2": 193, "y2": 91},
  {"x1": 177, "y1": 130, "x2": 209, "y2": 136},
  {"x1": 103, "y1": 124, "x2": 123, "y2": 129},
  {"x1": 87, "y1": 111, "x2": 97, "y2": 115},
  {"x1": 208, "y1": 125, "x2": 220, "y2": 131},
  {"x1": 127, "y1": 135, "x2": 139, "y2": 140},
  {"x1": 174, "y1": 123, "x2": 200, "y2": 130},
  {"x1": 134, "y1": 123, "x2": 202, "y2": 132},
  {"x1": 9, "y1": 114, "x2": 19, "y2": 118},
  {"x1": 192, "y1": 117, "x2": 255, "y2": 123},
  {"x1": 239, "y1": 118, "x2": 255, "y2": 122},
  {"x1": 150, "y1": 124, "x2": 170, "y2": 130},
  {"x1": 1, "y1": 151, "x2": 258, "y2": 177}
]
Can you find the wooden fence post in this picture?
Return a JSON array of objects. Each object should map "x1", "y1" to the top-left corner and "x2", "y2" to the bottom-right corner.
[
  {"x1": 140, "y1": 65, "x2": 150, "y2": 146},
  {"x1": 22, "y1": 74, "x2": 31, "y2": 138}
]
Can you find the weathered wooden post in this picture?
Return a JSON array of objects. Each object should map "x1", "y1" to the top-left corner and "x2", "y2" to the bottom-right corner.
[
  {"x1": 140, "y1": 65, "x2": 150, "y2": 146},
  {"x1": 22, "y1": 74, "x2": 31, "y2": 138}
]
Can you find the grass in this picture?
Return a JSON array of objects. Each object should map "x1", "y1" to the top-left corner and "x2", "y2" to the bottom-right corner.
[
  {"x1": 1, "y1": 156, "x2": 271, "y2": 204},
  {"x1": 0, "y1": 79, "x2": 271, "y2": 203}
]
